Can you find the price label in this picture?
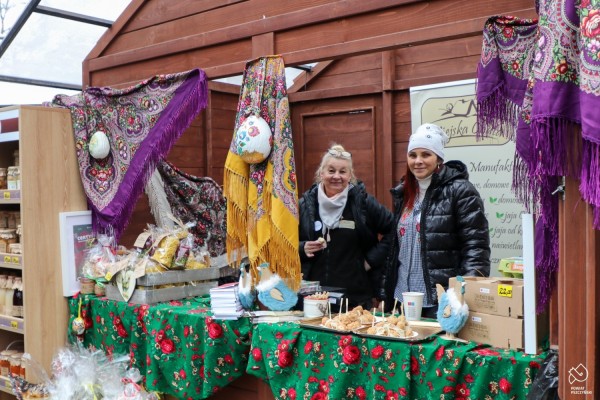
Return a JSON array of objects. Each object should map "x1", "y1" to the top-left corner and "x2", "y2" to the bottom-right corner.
[
  {"x1": 3, "y1": 191, "x2": 10, "y2": 199},
  {"x1": 11, "y1": 256, "x2": 19, "y2": 264},
  {"x1": 10, "y1": 321, "x2": 18, "y2": 329},
  {"x1": 498, "y1": 284, "x2": 513, "y2": 298},
  {"x1": 3, "y1": 255, "x2": 10, "y2": 263}
]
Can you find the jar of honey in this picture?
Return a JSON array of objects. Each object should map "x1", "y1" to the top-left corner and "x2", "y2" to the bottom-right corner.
[
  {"x1": 9, "y1": 352, "x2": 22, "y2": 377},
  {"x1": 0, "y1": 349, "x2": 17, "y2": 377},
  {"x1": 80, "y1": 277, "x2": 95, "y2": 294},
  {"x1": 0, "y1": 229, "x2": 17, "y2": 253}
]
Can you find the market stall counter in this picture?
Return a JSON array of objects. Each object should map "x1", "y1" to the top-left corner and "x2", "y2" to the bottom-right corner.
[
  {"x1": 67, "y1": 295, "x2": 253, "y2": 399},
  {"x1": 67, "y1": 296, "x2": 547, "y2": 400}
]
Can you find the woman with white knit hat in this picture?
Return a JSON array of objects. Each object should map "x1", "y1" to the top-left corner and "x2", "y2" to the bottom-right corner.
[{"x1": 379, "y1": 123, "x2": 490, "y2": 318}]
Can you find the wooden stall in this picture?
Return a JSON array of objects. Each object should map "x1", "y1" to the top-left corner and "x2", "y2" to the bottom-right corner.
[{"x1": 82, "y1": 1, "x2": 598, "y2": 399}]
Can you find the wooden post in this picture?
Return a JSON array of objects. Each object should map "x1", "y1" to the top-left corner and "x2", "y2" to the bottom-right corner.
[{"x1": 558, "y1": 176, "x2": 599, "y2": 399}]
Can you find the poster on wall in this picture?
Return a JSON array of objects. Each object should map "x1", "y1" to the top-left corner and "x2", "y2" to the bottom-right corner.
[
  {"x1": 59, "y1": 211, "x2": 94, "y2": 296},
  {"x1": 409, "y1": 79, "x2": 526, "y2": 276}
]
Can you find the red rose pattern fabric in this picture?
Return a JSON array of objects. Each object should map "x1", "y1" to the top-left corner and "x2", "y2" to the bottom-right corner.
[
  {"x1": 248, "y1": 323, "x2": 546, "y2": 400},
  {"x1": 69, "y1": 296, "x2": 546, "y2": 399},
  {"x1": 68, "y1": 295, "x2": 252, "y2": 399}
]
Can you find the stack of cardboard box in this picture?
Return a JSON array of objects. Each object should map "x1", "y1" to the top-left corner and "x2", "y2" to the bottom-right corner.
[{"x1": 449, "y1": 277, "x2": 539, "y2": 350}]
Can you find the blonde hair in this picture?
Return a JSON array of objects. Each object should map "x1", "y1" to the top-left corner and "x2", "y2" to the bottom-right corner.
[{"x1": 314, "y1": 144, "x2": 357, "y2": 184}]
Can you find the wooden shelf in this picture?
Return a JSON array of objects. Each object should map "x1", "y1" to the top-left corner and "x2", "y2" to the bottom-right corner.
[
  {"x1": 0, "y1": 314, "x2": 23, "y2": 335},
  {"x1": 0, "y1": 253, "x2": 22, "y2": 271},
  {"x1": 0, "y1": 105, "x2": 88, "y2": 392},
  {"x1": 0, "y1": 376, "x2": 13, "y2": 395},
  {"x1": 0, "y1": 191, "x2": 20, "y2": 205}
]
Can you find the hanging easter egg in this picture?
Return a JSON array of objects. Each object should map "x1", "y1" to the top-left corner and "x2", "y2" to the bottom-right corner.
[
  {"x1": 234, "y1": 115, "x2": 273, "y2": 164},
  {"x1": 72, "y1": 297, "x2": 86, "y2": 336},
  {"x1": 89, "y1": 130, "x2": 111, "y2": 159}
]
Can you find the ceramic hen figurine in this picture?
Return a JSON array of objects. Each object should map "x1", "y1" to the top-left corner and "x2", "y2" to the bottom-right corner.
[
  {"x1": 255, "y1": 262, "x2": 298, "y2": 311},
  {"x1": 238, "y1": 261, "x2": 256, "y2": 310},
  {"x1": 436, "y1": 278, "x2": 469, "y2": 340}
]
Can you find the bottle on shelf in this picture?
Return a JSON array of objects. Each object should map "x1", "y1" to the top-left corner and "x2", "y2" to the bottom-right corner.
[
  {"x1": 12, "y1": 277, "x2": 22, "y2": 318},
  {"x1": 3, "y1": 275, "x2": 14, "y2": 317},
  {"x1": 0, "y1": 274, "x2": 6, "y2": 314}
]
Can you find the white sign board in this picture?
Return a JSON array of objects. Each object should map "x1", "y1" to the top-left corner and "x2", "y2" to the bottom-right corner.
[{"x1": 409, "y1": 79, "x2": 526, "y2": 275}]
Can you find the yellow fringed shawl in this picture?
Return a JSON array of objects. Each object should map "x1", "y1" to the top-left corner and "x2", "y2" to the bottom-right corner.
[{"x1": 223, "y1": 56, "x2": 301, "y2": 290}]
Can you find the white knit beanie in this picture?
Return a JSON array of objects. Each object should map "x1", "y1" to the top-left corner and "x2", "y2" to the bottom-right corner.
[{"x1": 407, "y1": 123, "x2": 449, "y2": 159}]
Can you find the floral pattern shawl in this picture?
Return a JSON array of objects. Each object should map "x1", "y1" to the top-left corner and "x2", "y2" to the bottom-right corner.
[
  {"x1": 476, "y1": 1, "x2": 600, "y2": 310},
  {"x1": 48, "y1": 69, "x2": 208, "y2": 241},
  {"x1": 223, "y1": 56, "x2": 301, "y2": 289},
  {"x1": 157, "y1": 160, "x2": 226, "y2": 257}
]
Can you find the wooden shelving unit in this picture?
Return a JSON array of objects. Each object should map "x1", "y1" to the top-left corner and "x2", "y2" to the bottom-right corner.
[{"x1": 0, "y1": 105, "x2": 87, "y2": 398}]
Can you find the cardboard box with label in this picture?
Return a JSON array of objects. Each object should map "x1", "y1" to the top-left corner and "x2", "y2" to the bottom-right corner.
[
  {"x1": 449, "y1": 276, "x2": 524, "y2": 317},
  {"x1": 458, "y1": 311, "x2": 524, "y2": 349},
  {"x1": 449, "y1": 277, "x2": 549, "y2": 350}
]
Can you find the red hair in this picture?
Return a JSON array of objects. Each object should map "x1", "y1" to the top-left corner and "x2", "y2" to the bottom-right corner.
[{"x1": 402, "y1": 164, "x2": 418, "y2": 211}]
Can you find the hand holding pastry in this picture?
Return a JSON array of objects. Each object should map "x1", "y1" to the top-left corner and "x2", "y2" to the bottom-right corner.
[{"x1": 304, "y1": 237, "x2": 327, "y2": 257}]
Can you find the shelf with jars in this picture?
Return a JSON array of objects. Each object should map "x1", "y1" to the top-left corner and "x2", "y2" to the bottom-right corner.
[{"x1": 0, "y1": 105, "x2": 87, "y2": 397}]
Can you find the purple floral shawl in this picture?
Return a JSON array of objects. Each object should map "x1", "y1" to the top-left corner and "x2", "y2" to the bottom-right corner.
[
  {"x1": 477, "y1": 1, "x2": 600, "y2": 311},
  {"x1": 48, "y1": 69, "x2": 208, "y2": 241}
]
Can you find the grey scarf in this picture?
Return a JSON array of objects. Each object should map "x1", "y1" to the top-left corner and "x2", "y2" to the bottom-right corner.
[{"x1": 318, "y1": 183, "x2": 350, "y2": 240}]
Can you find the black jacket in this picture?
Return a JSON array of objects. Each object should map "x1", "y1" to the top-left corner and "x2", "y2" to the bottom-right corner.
[
  {"x1": 299, "y1": 182, "x2": 394, "y2": 308},
  {"x1": 379, "y1": 160, "x2": 490, "y2": 306}
]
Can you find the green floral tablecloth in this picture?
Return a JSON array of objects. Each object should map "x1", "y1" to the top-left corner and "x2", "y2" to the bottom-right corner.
[
  {"x1": 69, "y1": 296, "x2": 547, "y2": 400},
  {"x1": 67, "y1": 295, "x2": 252, "y2": 399},
  {"x1": 247, "y1": 322, "x2": 546, "y2": 400}
]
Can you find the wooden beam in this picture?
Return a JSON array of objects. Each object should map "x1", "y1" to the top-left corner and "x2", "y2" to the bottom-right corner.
[
  {"x1": 86, "y1": 0, "x2": 145, "y2": 60},
  {"x1": 253, "y1": 32, "x2": 275, "y2": 58},
  {"x1": 381, "y1": 51, "x2": 395, "y2": 207},
  {"x1": 289, "y1": 84, "x2": 382, "y2": 102},
  {"x1": 199, "y1": 8, "x2": 535, "y2": 79},
  {"x1": 208, "y1": 80, "x2": 241, "y2": 94},
  {"x1": 122, "y1": 0, "x2": 246, "y2": 32},
  {"x1": 87, "y1": 0, "x2": 420, "y2": 73},
  {"x1": 392, "y1": 72, "x2": 477, "y2": 91},
  {"x1": 381, "y1": 50, "x2": 394, "y2": 92},
  {"x1": 288, "y1": 61, "x2": 333, "y2": 93}
]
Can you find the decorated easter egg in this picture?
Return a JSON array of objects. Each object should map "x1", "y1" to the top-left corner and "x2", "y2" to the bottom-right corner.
[
  {"x1": 234, "y1": 115, "x2": 272, "y2": 164},
  {"x1": 72, "y1": 316, "x2": 86, "y2": 335},
  {"x1": 89, "y1": 130, "x2": 111, "y2": 159}
]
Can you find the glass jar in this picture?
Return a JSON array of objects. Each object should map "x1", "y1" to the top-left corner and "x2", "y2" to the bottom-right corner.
[
  {"x1": 80, "y1": 277, "x2": 95, "y2": 294},
  {"x1": 0, "y1": 229, "x2": 17, "y2": 253},
  {"x1": 9, "y1": 353, "x2": 22, "y2": 377},
  {"x1": 6, "y1": 166, "x2": 16, "y2": 190},
  {"x1": 0, "y1": 168, "x2": 6, "y2": 190},
  {"x1": 4, "y1": 276, "x2": 14, "y2": 316},
  {"x1": 9, "y1": 243, "x2": 21, "y2": 254},
  {"x1": 0, "y1": 275, "x2": 6, "y2": 308},
  {"x1": 0, "y1": 350, "x2": 17, "y2": 377}
]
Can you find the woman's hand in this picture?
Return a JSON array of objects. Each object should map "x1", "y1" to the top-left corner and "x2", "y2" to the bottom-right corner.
[{"x1": 304, "y1": 238, "x2": 327, "y2": 257}]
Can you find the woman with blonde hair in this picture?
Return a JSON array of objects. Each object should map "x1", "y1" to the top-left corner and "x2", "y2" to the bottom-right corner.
[{"x1": 299, "y1": 144, "x2": 394, "y2": 309}]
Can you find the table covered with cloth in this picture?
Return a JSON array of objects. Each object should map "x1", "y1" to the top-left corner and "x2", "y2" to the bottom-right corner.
[
  {"x1": 68, "y1": 296, "x2": 546, "y2": 399},
  {"x1": 67, "y1": 295, "x2": 253, "y2": 399},
  {"x1": 247, "y1": 323, "x2": 546, "y2": 400}
]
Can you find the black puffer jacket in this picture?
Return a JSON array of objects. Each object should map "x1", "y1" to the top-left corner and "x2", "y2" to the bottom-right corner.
[
  {"x1": 379, "y1": 160, "x2": 490, "y2": 306},
  {"x1": 299, "y1": 182, "x2": 394, "y2": 308}
]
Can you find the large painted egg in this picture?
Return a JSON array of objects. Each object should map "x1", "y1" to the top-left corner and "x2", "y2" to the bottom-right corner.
[
  {"x1": 89, "y1": 130, "x2": 111, "y2": 159},
  {"x1": 234, "y1": 115, "x2": 272, "y2": 164}
]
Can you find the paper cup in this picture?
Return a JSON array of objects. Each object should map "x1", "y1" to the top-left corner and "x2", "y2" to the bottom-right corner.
[
  {"x1": 402, "y1": 292, "x2": 424, "y2": 321},
  {"x1": 303, "y1": 297, "x2": 329, "y2": 318}
]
